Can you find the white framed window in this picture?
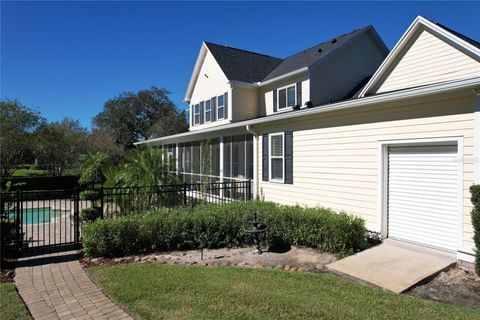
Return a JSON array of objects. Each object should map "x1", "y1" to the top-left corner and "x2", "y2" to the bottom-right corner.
[
  {"x1": 277, "y1": 84, "x2": 296, "y2": 110},
  {"x1": 217, "y1": 95, "x2": 225, "y2": 120},
  {"x1": 194, "y1": 104, "x2": 200, "y2": 125},
  {"x1": 269, "y1": 132, "x2": 284, "y2": 182},
  {"x1": 205, "y1": 100, "x2": 211, "y2": 123}
]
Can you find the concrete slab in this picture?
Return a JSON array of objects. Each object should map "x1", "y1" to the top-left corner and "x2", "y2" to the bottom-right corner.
[{"x1": 326, "y1": 239, "x2": 456, "y2": 293}]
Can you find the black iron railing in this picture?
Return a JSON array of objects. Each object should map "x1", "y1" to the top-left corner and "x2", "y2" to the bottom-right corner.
[{"x1": 0, "y1": 180, "x2": 252, "y2": 257}]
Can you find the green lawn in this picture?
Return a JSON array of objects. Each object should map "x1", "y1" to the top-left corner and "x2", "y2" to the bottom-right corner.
[
  {"x1": 0, "y1": 283, "x2": 31, "y2": 320},
  {"x1": 87, "y1": 264, "x2": 480, "y2": 320},
  {"x1": 11, "y1": 169, "x2": 47, "y2": 177}
]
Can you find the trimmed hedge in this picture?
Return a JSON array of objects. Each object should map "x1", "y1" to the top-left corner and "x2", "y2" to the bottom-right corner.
[
  {"x1": 80, "y1": 208, "x2": 102, "y2": 223},
  {"x1": 82, "y1": 200, "x2": 367, "y2": 258},
  {"x1": 1, "y1": 175, "x2": 79, "y2": 191},
  {"x1": 471, "y1": 185, "x2": 480, "y2": 276}
]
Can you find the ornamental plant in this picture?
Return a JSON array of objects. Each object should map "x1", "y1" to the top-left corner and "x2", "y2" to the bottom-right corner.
[{"x1": 470, "y1": 184, "x2": 480, "y2": 276}]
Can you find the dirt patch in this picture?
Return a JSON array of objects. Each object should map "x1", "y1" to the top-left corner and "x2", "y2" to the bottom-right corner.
[
  {"x1": 407, "y1": 266, "x2": 480, "y2": 310},
  {"x1": 80, "y1": 246, "x2": 337, "y2": 272}
]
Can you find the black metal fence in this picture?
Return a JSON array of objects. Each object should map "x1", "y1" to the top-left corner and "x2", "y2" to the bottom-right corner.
[
  {"x1": 0, "y1": 180, "x2": 251, "y2": 257},
  {"x1": 100, "y1": 180, "x2": 251, "y2": 218}
]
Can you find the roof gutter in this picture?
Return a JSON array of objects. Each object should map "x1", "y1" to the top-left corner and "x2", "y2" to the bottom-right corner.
[
  {"x1": 136, "y1": 77, "x2": 480, "y2": 146},
  {"x1": 257, "y1": 67, "x2": 309, "y2": 86}
]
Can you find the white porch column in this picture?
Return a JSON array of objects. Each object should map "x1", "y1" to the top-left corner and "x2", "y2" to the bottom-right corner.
[
  {"x1": 219, "y1": 136, "x2": 224, "y2": 198},
  {"x1": 252, "y1": 134, "x2": 257, "y2": 199},
  {"x1": 175, "y1": 143, "x2": 180, "y2": 174},
  {"x1": 475, "y1": 95, "x2": 480, "y2": 184}
]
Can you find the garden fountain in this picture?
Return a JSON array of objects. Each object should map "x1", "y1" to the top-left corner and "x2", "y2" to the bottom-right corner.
[{"x1": 245, "y1": 212, "x2": 267, "y2": 254}]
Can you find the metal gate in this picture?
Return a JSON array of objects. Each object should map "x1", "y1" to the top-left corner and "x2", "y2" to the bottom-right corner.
[{"x1": 0, "y1": 190, "x2": 80, "y2": 256}]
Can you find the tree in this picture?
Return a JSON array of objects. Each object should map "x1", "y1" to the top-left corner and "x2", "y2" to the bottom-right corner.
[
  {"x1": 35, "y1": 118, "x2": 88, "y2": 176},
  {"x1": 78, "y1": 152, "x2": 110, "y2": 187},
  {"x1": 114, "y1": 146, "x2": 180, "y2": 188},
  {"x1": 93, "y1": 86, "x2": 188, "y2": 149},
  {"x1": 86, "y1": 128, "x2": 124, "y2": 164},
  {"x1": 0, "y1": 100, "x2": 42, "y2": 177}
]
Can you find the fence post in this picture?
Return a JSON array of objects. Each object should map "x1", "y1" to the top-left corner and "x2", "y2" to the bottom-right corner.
[
  {"x1": 74, "y1": 191, "x2": 80, "y2": 247},
  {"x1": 15, "y1": 190, "x2": 21, "y2": 252},
  {"x1": 247, "y1": 180, "x2": 252, "y2": 201},
  {"x1": 183, "y1": 182, "x2": 187, "y2": 206},
  {"x1": 100, "y1": 186, "x2": 104, "y2": 219}
]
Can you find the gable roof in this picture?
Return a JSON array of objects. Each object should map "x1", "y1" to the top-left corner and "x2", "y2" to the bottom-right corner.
[
  {"x1": 204, "y1": 42, "x2": 282, "y2": 83},
  {"x1": 359, "y1": 16, "x2": 480, "y2": 97},
  {"x1": 261, "y1": 26, "x2": 378, "y2": 82}
]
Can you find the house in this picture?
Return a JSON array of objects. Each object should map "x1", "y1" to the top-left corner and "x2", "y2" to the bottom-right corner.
[{"x1": 137, "y1": 16, "x2": 480, "y2": 264}]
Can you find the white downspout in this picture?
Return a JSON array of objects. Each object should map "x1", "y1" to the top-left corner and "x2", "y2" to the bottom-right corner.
[{"x1": 246, "y1": 124, "x2": 258, "y2": 199}]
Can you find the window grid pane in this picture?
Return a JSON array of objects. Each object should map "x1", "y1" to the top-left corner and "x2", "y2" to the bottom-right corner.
[
  {"x1": 287, "y1": 86, "x2": 296, "y2": 107},
  {"x1": 270, "y1": 135, "x2": 283, "y2": 157},
  {"x1": 278, "y1": 89, "x2": 287, "y2": 109}
]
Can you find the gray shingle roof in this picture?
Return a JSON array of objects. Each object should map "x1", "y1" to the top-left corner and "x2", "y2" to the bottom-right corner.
[
  {"x1": 205, "y1": 26, "x2": 371, "y2": 84},
  {"x1": 262, "y1": 27, "x2": 370, "y2": 82},
  {"x1": 426, "y1": 19, "x2": 480, "y2": 50},
  {"x1": 205, "y1": 42, "x2": 282, "y2": 83}
]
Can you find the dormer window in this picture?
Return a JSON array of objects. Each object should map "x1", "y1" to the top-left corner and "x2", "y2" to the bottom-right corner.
[
  {"x1": 205, "y1": 100, "x2": 211, "y2": 122},
  {"x1": 217, "y1": 95, "x2": 225, "y2": 120},
  {"x1": 278, "y1": 85, "x2": 296, "y2": 110},
  {"x1": 194, "y1": 104, "x2": 200, "y2": 125}
]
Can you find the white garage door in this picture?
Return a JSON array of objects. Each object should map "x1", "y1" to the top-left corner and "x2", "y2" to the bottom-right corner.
[{"x1": 388, "y1": 144, "x2": 459, "y2": 251}]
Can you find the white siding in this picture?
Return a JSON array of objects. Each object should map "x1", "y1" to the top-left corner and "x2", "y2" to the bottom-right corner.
[
  {"x1": 259, "y1": 74, "x2": 310, "y2": 116},
  {"x1": 257, "y1": 93, "x2": 476, "y2": 254},
  {"x1": 190, "y1": 50, "x2": 231, "y2": 131},
  {"x1": 232, "y1": 86, "x2": 259, "y2": 121},
  {"x1": 377, "y1": 29, "x2": 480, "y2": 93},
  {"x1": 310, "y1": 32, "x2": 387, "y2": 105}
]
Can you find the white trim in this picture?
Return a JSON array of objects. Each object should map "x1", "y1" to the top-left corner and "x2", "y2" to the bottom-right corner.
[
  {"x1": 184, "y1": 43, "x2": 208, "y2": 103},
  {"x1": 475, "y1": 95, "x2": 480, "y2": 183},
  {"x1": 378, "y1": 136, "x2": 464, "y2": 253},
  {"x1": 268, "y1": 132, "x2": 285, "y2": 183},
  {"x1": 136, "y1": 77, "x2": 480, "y2": 146},
  {"x1": 457, "y1": 251, "x2": 476, "y2": 263},
  {"x1": 204, "y1": 99, "x2": 212, "y2": 123},
  {"x1": 259, "y1": 67, "x2": 309, "y2": 86},
  {"x1": 276, "y1": 84, "x2": 297, "y2": 111},
  {"x1": 359, "y1": 16, "x2": 480, "y2": 97}
]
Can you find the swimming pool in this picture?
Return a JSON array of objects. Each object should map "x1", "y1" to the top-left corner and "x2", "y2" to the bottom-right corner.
[{"x1": 8, "y1": 207, "x2": 62, "y2": 224}]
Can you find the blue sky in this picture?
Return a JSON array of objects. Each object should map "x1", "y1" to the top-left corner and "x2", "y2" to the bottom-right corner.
[{"x1": 2, "y1": 1, "x2": 479, "y2": 129}]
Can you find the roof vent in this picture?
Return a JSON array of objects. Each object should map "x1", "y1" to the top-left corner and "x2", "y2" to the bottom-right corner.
[
  {"x1": 317, "y1": 48, "x2": 322, "y2": 53},
  {"x1": 305, "y1": 101, "x2": 313, "y2": 108},
  {"x1": 331, "y1": 38, "x2": 337, "y2": 44},
  {"x1": 292, "y1": 104, "x2": 301, "y2": 111}
]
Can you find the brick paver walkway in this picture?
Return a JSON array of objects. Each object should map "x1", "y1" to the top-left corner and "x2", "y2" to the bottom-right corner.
[{"x1": 15, "y1": 250, "x2": 132, "y2": 320}]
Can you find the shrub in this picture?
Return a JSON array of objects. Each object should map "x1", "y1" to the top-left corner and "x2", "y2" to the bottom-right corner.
[
  {"x1": 80, "y1": 208, "x2": 102, "y2": 223},
  {"x1": 471, "y1": 185, "x2": 480, "y2": 276},
  {"x1": 82, "y1": 200, "x2": 367, "y2": 258},
  {"x1": 80, "y1": 190, "x2": 101, "y2": 201}
]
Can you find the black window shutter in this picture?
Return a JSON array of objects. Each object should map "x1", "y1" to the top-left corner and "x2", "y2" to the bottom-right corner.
[
  {"x1": 190, "y1": 105, "x2": 193, "y2": 126},
  {"x1": 200, "y1": 101, "x2": 204, "y2": 124},
  {"x1": 296, "y1": 82, "x2": 302, "y2": 107},
  {"x1": 211, "y1": 97, "x2": 216, "y2": 122},
  {"x1": 224, "y1": 92, "x2": 229, "y2": 119},
  {"x1": 284, "y1": 131, "x2": 293, "y2": 184},
  {"x1": 262, "y1": 134, "x2": 269, "y2": 181},
  {"x1": 273, "y1": 89, "x2": 277, "y2": 113}
]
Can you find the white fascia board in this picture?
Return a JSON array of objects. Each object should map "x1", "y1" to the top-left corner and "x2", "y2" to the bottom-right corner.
[
  {"x1": 258, "y1": 67, "x2": 309, "y2": 87},
  {"x1": 184, "y1": 43, "x2": 208, "y2": 103},
  {"x1": 228, "y1": 80, "x2": 258, "y2": 88},
  {"x1": 137, "y1": 77, "x2": 480, "y2": 146},
  {"x1": 359, "y1": 16, "x2": 480, "y2": 98}
]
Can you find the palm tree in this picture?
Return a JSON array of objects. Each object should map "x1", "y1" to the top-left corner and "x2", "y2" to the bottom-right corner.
[{"x1": 78, "y1": 152, "x2": 110, "y2": 187}]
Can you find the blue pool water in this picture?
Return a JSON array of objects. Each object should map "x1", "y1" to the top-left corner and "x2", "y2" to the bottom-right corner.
[{"x1": 8, "y1": 207, "x2": 62, "y2": 224}]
